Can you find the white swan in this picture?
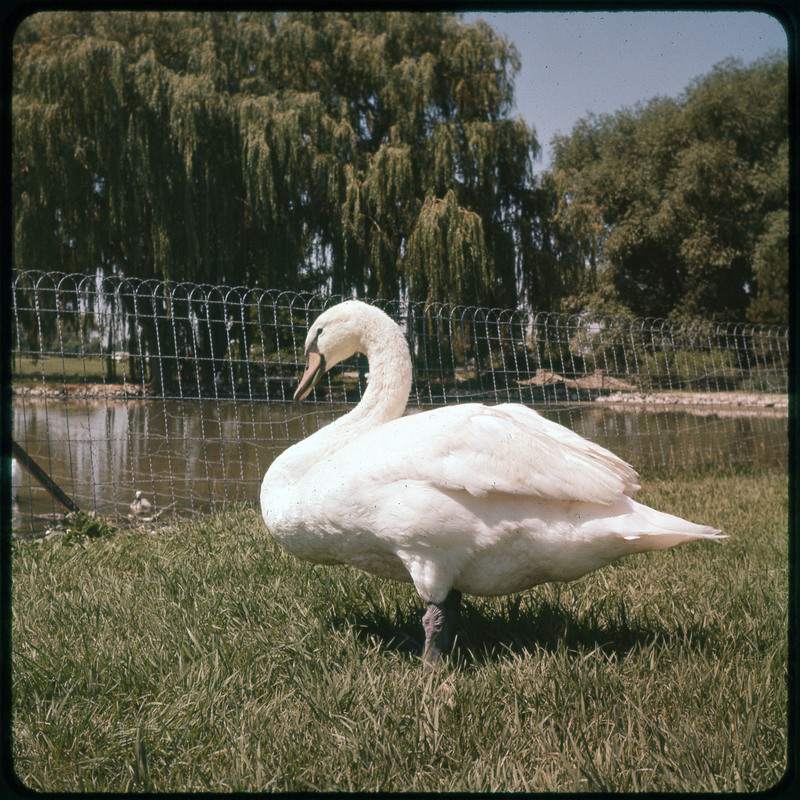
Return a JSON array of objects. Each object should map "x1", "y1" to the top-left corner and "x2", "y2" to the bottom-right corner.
[{"x1": 260, "y1": 300, "x2": 723, "y2": 668}]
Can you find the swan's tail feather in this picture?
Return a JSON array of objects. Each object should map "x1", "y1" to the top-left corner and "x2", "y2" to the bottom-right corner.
[
  {"x1": 620, "y1": 527, "x2": 725, "y2": 551},
  {"x1": 614, "y1": 499, "x2": 724, "y2": 550},
  {"x1": 581, "y1": 497, "x2": 724, "y2": 551}
]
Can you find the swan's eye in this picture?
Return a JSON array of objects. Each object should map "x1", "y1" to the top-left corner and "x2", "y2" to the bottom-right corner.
[{"x1": 307, "y1": 327, "x2": 324, "y2": 356}]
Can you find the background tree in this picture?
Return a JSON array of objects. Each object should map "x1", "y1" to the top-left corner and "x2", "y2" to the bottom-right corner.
[
  {"x1": 13, "y1": 12, "x2": 789, "y2": 331},
  {"x1": 548, "y1": 54, "x2": 788, "y2": 323},
  {"x1": 747, "y1": 207, "x2": 789, "y2": 324},
  {"x1": 13, "y1": 10, "x2": 544, "y2": 310}
]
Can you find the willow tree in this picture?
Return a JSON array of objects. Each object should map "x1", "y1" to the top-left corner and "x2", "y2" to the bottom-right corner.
[{"x1": 13, "y1": 10, "x2": 542, "y2": 310}]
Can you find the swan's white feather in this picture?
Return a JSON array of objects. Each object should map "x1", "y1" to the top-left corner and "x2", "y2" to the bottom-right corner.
[
  {"x1": 261, "y1": 300, "x2": 724, "y2": 605},
  {"x1": 304, "y1": 403, "x2": 638, "y2": 505}
]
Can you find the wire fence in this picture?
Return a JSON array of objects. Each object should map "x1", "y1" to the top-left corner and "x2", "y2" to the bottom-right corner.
[{"x1": 10, "y1": 270, "x2": 789, "y2": 534}]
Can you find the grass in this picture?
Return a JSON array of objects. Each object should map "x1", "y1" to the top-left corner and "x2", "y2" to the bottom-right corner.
[
  {"x1": 13, "y1": 355, "x2": 110, "y2": 386},
  {"x1": 11, "y1": 467, "x2": 789, "y2": 792}
]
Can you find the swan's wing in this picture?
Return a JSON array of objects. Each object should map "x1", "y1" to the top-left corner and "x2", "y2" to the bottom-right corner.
[{"x1": 350, "y1": 403, "x2": 640, "y2": 506}]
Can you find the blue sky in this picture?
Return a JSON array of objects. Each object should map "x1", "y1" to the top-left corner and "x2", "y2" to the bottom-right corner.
[{"x1": 461, "y1": 11, "x2": 788, "y2": 172}]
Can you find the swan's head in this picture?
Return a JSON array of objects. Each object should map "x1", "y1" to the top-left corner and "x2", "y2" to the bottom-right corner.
[{"x1": 294, "y1": 300, "x2": 384, "y2": 401}]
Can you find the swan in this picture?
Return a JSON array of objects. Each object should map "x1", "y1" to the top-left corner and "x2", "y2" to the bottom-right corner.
[{"x1": 260, "y1": 300, "x2": 723, "y2": 668}]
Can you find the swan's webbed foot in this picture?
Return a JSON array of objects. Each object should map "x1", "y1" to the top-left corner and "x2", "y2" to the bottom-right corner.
[{"x1": 422, "y1": 589, "x2": 462, "y2": 670}]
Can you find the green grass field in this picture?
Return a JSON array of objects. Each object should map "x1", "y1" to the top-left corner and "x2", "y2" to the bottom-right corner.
[
  {"x1": 13, "y1": 355, "x2": 111, "y2": 385},
  {"x1": 11, "y1": 468, "x2": 788, "y2": 792}
]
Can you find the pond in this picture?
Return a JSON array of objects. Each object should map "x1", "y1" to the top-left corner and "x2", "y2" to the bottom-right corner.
[{"x1": 10, "y1": 397, "x2": 788, "y2": 535}]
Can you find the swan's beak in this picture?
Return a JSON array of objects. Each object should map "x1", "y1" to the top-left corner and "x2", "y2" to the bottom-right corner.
[{"x1": 294, "y1": 351, "x2": 326, "y2": 402}]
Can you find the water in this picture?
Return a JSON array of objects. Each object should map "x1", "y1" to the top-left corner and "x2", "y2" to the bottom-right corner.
[{"x1": 10, "y1": 397, "x2": 787, "y2": 535}]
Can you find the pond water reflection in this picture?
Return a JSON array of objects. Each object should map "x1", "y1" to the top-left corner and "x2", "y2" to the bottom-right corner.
[{"x1": 11, "y1": 397, "x2": 787, "y2": 535}]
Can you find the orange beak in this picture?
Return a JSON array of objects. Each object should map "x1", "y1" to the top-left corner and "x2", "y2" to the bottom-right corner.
[{"x1": 293, "y1": 351, "x2": 326, "y2": 402}]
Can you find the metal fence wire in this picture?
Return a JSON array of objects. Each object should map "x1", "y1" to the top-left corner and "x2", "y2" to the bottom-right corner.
[{"x1": 10, "y1": 271, "x2": 789, "y2": 533}]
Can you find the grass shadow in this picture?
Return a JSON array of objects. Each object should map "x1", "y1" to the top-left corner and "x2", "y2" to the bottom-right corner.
[
  {"x1": 457, "y1": 596, "x2": 711, "y2": 667},
  {"x1": 327, "y1": 593, "x2": 711, "y2": 668}
]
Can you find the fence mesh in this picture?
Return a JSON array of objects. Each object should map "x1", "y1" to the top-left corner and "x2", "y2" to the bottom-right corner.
[{"x1": 10, "y1": 271, "x2": 789, "y2": 534}]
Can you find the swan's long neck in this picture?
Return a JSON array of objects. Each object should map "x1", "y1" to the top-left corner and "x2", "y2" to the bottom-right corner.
[
  {"x1": 342, "y1": 313, "x2": 412, "y2": 429},
  {"x1": 265, "y1": 308, "x2": 412, "y2": 487}
]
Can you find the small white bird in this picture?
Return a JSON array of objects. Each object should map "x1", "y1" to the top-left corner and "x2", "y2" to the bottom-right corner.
[
  {"x1": 130, "y1": 491, "x2": 152, "y2": 517},
  {"x1": 260, "y1": 301, "x2": 724, "y2": 669}
]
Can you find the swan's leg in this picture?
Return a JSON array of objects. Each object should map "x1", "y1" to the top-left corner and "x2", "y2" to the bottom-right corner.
[{"x1": 422, "y1": 589, "x2": 462, "y2": 669}]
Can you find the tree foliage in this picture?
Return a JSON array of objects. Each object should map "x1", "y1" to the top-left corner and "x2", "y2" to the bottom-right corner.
[
  {"x1": 13, "y1": 15, "x2": 790, "y2": 324},
  {"x1": 13, "y1": 10, "x2": 543, "y2": 308},
  {"x1": 549, "y1": 54, "x2": 788, "y2": 323}
]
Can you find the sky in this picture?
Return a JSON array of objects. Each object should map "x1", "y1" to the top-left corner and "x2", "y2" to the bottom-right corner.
[{"x1": 461, "y1": 10, "x2": 788, "y2": 172}]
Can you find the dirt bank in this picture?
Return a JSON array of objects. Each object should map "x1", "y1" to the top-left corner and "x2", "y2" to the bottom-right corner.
[
  {"x1": 594, "y1": 390, "x2": 788, "y2": 417},
  {"x1": 13, "y1": 382, "x2": 789, "y2": 416}
]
